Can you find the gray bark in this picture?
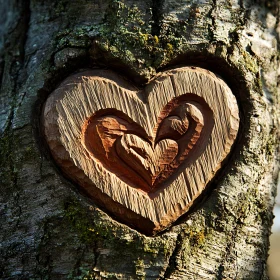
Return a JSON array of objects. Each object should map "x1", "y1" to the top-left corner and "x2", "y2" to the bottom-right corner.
[{"x1": 0, "y1": 0, "x2": 279, "y2": 279}]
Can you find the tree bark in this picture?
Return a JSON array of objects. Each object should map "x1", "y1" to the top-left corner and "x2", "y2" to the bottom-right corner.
[{"x1": 0, "y1": 0, "x2": 279, "y2": 279}]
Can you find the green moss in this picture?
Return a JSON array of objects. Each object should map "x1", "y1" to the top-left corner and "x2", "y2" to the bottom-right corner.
[
  {"x1": 52, "y1": 1, "x2": 200, "y2": 78},
  {"x1": 54, "y1": 1, "x2": 67, "y2": 15},
  {"x1": 63, "y1": 199, "x2": 127, "y2": 246},
  {"x1": 134, "y1": 258, "x2": 145, "y2": 277},
  {"x1": 64, "y1": 199, "x2": 101, "y2": 243},
  {"x1": 21, "y1": 144, "x2": 38, "y2": 162},
  {"x1": 265, "y1": 127, "x2": 277, "y2": 156},
  {"x1": 0, "y1": 132, "x2": 11, "y2": 166},
  {"x1": 0, "y1": 131, "x2": 18, "y2": 184},
  {"x1": 63, "y1": 199, "x2": 129, "y2": 246},
  {"x1": 67, "y1": 267, "x2": 96, "y2": 280},
  {"x1": 63, "y1": 199, "x2": 176, "y2": 279},
  {"x1": 143, "y1": 240, "x2": 160, "y2": 255},
  {"x1": 241, "y1": 50, "x2": 259, "y2": 73},
  {"x1": 154, "y1": 35, "x2": 159, "y2": 45},
  {"x1": 185, "y1": 229, "x2": 205, "y2": 247}
]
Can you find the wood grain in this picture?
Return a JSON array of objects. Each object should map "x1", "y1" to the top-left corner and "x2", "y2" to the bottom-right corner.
[{"x1": 42, "y1": 67, "x2": 239, "y2": 235}]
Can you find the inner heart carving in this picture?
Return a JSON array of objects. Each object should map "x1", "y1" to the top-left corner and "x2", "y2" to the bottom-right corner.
[
  {"x1": 42, "y1": 67, "x2": 239, "y2": 235},
  {"x1": 117, "y1": 135, "x2": 178, "y2": 190},
  {"x1": 82, "y1": 100, "x2": 211, "y2": 193}
]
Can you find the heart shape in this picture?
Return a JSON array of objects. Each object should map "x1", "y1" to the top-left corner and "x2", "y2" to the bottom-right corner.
[
  {"x1": 117, "y1": 135, "x2": 179, "y2": 191},
  {"x1": 42, "y1": 67, "x2": 239, "y2": 234}
]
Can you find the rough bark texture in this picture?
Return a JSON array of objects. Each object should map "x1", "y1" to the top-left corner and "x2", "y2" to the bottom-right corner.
[{"x1": 0, "y1": 0, "x2": 279, "y2": 279}]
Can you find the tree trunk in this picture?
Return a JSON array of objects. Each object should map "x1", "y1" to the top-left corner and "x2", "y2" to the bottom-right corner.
[{"x1": 0, "y1": 0, "x2": 279, "y2": 279}]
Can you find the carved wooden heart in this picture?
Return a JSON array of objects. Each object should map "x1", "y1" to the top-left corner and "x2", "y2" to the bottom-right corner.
[{"x1": 43, "y1": 67, "x2": 239, "y2": 235}]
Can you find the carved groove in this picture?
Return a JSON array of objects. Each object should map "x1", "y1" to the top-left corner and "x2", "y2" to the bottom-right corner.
[{"x1": 82, "y1": 99, "x2": 212, "y2": 193}]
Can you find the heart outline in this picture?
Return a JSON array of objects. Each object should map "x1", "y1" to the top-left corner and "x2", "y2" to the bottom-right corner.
[{"x1": 42, "y1": 67, "x2": 239, "y2": 234}]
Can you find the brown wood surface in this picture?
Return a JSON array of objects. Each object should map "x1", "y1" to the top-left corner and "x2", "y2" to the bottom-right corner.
[{"x1": 42, "y1": 67, "x2": 239, "y2": 235}]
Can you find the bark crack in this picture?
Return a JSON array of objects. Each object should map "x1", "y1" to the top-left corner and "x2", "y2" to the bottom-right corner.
[
  {"x1": 1, "y1": 0, "x2": 31, "y2": 134},
  {"x1": 208, "y1": 0, "x2": 217, "y2": 43},
  {"x1": 214, "y1": 196, "x2": 253, "y2": 280},
  {"x1": 160, "y1": 233, "x2": 183, "y2": 279},
  {"x1": 0, "y1": 56, "x2": 4, "y2": 90},
  {"x1": 151, "y1": 0, "x2": 164, "y2": 36}
]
